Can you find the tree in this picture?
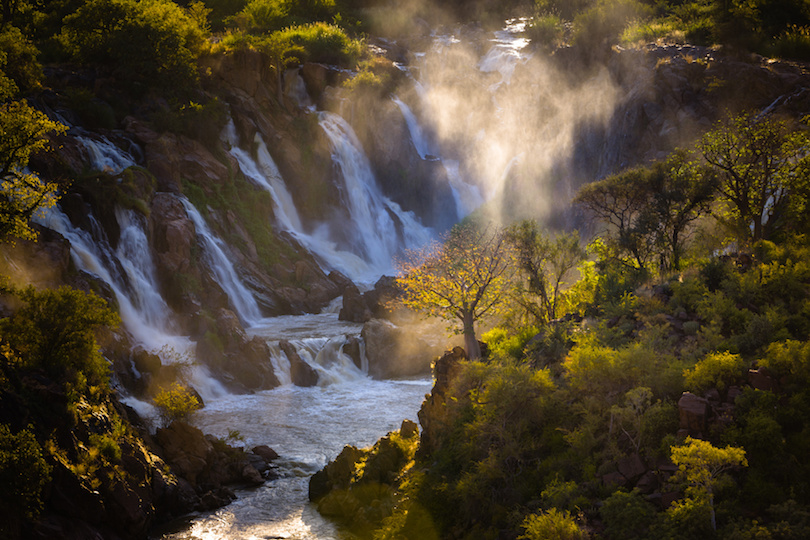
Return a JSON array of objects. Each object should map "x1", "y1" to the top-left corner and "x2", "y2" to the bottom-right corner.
[
  {"x1": 505, "y1": 221, "x2": 586, "y2": 324},
  {"x1": 0, "y1": 424, "x2": 51, "y2": 538},
  {"x1": 698, "y1": 112, "x2": 810, "y2": 244},
  {"x1": 0, "y1": 46, "x2": 65, "y2": 242},
  {"x1": 0, "y1": 286, "x2": 120, "y2": 392},
  {"x1": 574, "y1": 151, "x2": 714, "y2": 275},
  {"x1": 670, "y1": 436, "x2": 748, "y2": 531},
  {"x1": 397, "y1": 222, "x2": 515, "y2": 359}
]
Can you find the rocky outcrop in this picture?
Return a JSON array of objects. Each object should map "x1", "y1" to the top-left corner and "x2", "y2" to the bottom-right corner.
[
  {"x1": 339, "y1": 275, "x2": 403, "y2": 323},
  {"x1": 279, "y1": 340, "x2": 319, "y2": 387},
  {"x1": 417, "y1": 347, "x2": 466, "y2": 457},
  {"x1": 154, "y1": 420, "x2": 266, "y2": 492},
  {"x1": 196, "y1": 308, "x2": 280, "y2": 392}
]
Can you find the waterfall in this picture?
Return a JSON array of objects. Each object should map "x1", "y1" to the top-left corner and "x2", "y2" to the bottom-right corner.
[
  {"x1": 180, "y1": 197, "x2": 263, "y2": 327},
  {"x1": 318, "y1": 111, "x2": 433, "y2": 275},
  {"x1": 392, "y1": 96, "x2": 435, "y2": 160},
  {"x1": 40, "y1": 208, "x2": 227, "y2": 403},
  {"x1": 224, "y1": 117, "x2": 433, "y2": 283},
  {"x1": 76, "y1": 135, "x2": 138, "y2": 174}
]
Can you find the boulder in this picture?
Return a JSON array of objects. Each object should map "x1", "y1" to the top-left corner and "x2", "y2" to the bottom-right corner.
[
  {"x1": 279, "y1": 340, "x2": 319, "y2": 387},
  {"x1": 154, "y1": 421, "x2": 214, "y2": 485},
  {"x1": 678, "y1": 392, "x2": 709, "y2": 437},
  {"x1": 339, "y1": 282, "x2": 372, "y2": 322},
  {"x1": 341, "y1": 336, "x2": 364, "y2": 370},
  {"x1": 252, "y1": 445, "x2": 280, "y2": 462},
  {"x1": 617, "y1": 454, "x2": 647, "y2": 482},
  {"x1": 400, "y1": 419, "x2": 419, "y2": 439}
]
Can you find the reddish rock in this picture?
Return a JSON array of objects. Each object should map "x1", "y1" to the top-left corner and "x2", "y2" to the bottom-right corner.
[
  {"x1": 617, "y1": 454, "x2": 647, "y2": 481},
  {"x1": 749, "y1": 368, "x2": 776, "y2": 392}
]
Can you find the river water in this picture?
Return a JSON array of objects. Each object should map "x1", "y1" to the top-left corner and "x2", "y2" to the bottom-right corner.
[{"x1": 156, "y1": 313, "x2": 434, "y2": 540}]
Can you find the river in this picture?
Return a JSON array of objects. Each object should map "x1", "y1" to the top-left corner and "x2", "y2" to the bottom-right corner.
[{"x1": 154, "y1": 314, "x2": 434, "y2": 540}]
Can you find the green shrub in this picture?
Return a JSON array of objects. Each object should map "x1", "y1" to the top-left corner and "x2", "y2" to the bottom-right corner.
[
  {"x1": 264, "y1": 22, "x2": 363, "y2": 68},
  {"x1": 236, "y1": 0, "x2": 336, "y2": 32},
  {"x1": 771, "y1": 26, "x2": 810, "y2": 61},
  {"x1": 684, "y1": 351, "x2": 746, "y2": 396},
  {"x1": 62, "y1": 0, "x2": 208, "y2": 93},
  {"x1": 153, "y1": 383, "x2": 202, "y2": 424},
  {"x1": 0, "y1": 26, "x2": 43, "y2": 93},
  {"x1": 528, "y1": 13, "x2": 564, "y2": 47},
  {"x1": 519, "y1": 508, "x2": 587, "y2": 540},
  {"x1": 572, "y1": 0, "x2": 650, "y2": 53},
  {"x1": 601, "y1": 489, "x2": 657, "y2": 540}
]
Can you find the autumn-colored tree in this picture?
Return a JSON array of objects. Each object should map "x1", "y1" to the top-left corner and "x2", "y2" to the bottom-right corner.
[
  {"x1": 670, "y1": 437, "x2": 748, "y2": 531},
  {"x1": 397, "y1": 222, "x2": 515, "y2": 359}
]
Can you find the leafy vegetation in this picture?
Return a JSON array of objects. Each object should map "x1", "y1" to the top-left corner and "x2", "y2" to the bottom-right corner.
[{"x1": 153, "y1": 382, "x2": 202, "y2": 425}]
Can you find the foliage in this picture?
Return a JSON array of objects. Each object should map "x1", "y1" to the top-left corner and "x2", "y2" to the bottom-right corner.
[
  {"x1": 698, "y1": 112, "x2": 810, "y2": 244},
  {"x1": 601, "y1": 488, "x2": 656, "y2": 539},
  {"x1": 0, "y1": 47, "x2": 66, "y2": 242},
  {"x1": 397, "y1": 222, "x2": 515, "y2": 358},
  {"x1": 684, "y1": 351, "x2": 746, "y2": 396},
  {"x1": 0, "y1": 424, "x2": 51, "y2": 532},
  {"x1": 260, "y1": 22, "x2": 363, "y2": 68},
  {"x1": 0, "y1": 25, "x2": 42, "y2": 93},
  {"x1": 519, "y1": 508, "x2": 588, "y2": 540},
  {"x1": 235, "y1": 0, "x2": 336, "y2": 32},
  {"x1": 0, "y1": 286, "x2": 119, "y2": 393},
  {"x1": 153, "y1": 382, "x2": 202, "y2": 424},
  {"x1": 61, "y1": 0, "x2": 208, "y2": 93},
  {"x1": 574, "y1": 150, "x2": 714, "y2": 276},
  {"x1": 506, "y1": 221, "x2": 586, "y2": 325},
  {"x1": 572, "y1": 0, "x2": 650, "y2": 53},
  {"x1": 670, "y1": 437, "x2": 748, "y2": 531}
]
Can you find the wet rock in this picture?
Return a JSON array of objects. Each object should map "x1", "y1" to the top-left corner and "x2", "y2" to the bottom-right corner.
[
  {"x1": 339, "y1": 282, "x2": 372, "y2": 322},
  {"x1": 252, "y1": 445, "x2": 280, "y2": 462},
  {"x1": 155, "y1": 421, "x2": 214, "y2": 485},
  {"x1": 342, "y1": 336, "x2": 363, "y2": 370},
  {"x1": 279, "y1": 340, "x2": 319, "y2": 387}
]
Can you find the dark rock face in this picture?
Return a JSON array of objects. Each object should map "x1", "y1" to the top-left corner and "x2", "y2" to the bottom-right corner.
[
  {"x1": 417, "y1": 347, "x2": 466, "y2": 457},
  {"x1": 279, "y1": 340, "x2": 320, "y2": 387},
  {"x1": 339, "y1": 276, "x2": 403, "y2": 323},
  {"x1": 154, "y1": 421, "x2": 265, "y2": 491},
  {"x1": 196, "y1": 308, "x2": 280, "y2": 392}
]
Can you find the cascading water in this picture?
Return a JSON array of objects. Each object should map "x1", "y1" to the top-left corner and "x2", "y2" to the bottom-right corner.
[
  {"x1": 77, "y1": 134, "x2": 138, "y2": 174},
  {"x1": 318, "y1": 111, "x2": 433, "y2": 274},
  {"x1": 180, "y1": 197, "x2": 263, "y2": 327}
]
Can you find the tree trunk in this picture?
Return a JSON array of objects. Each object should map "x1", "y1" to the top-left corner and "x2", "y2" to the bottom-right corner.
[{"x1": 462, "y1": 310, "x2": 480, "y2": 360}]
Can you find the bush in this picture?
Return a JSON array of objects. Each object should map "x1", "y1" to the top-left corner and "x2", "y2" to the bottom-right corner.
[
  {"x1": 601, "y1": 489, "x2": 657, "y2": 540},
  {"x1": 263, "y1": 22, "x2": 363, "y2": 68},
  {"x1": 684, "y1": 351, "x2": 746, "y2": 396},
  {"x1": 153, "y1": 383, "x2": 202, "y2": 424},
  {"x1": 519, "y1": 508, "x2": 588, "y2": 540},
  {"x1": 0, "y1": 26, "x2": 43, "y2": 93},
  {"x1": 152, "y1": 98, "x2": 228, "y2": 149},
  {"x1": 62, "y1": 0, "x2": 207, "y2": 93},
  {"x1": 236, "y1": 0, "x2": 336, "y2": 32}
]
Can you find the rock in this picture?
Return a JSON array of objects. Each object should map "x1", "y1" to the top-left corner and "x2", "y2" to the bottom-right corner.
[
  {"x1": 279, "y1": 340, "x2": 319, "y2": 387},
  {"x1": 400, "y1": 419, "x2": 419, "y2": 439},
  {"x1": 339, "y1": 282, "x2": 372, "y2": 322},
  {"x1": 601, "y1": 471, "x2": 627, "y2": 488},
  {"x1": 342, "y1": 336, "x2": 363, "y2": 370},
  {"x1": 309, "y1": 445, "x2": 365, "y2": 501},
  {"x1": 678, "y1": 392, "x2": 709, "y2": 437},
  {"x1": 154, "y1": 421, "x2": 214, "y2": 486},
  {"x1": 749, "y1": 368, "x2": 776, "y2": 392},
  {"x1": 361, "y1": 319, "x2": 436, "y2": 379},
  {"x1": 252, "y1": 445, "x2": 280, "y2": 462},
  {"x1": 416, "y1": 347, "x2": 467, "y2": 457},
  {"x1": 617, "y1": 454, "x2": 647, "y2": 482},
  {"x1": 132, "y1": 346, "x2": 161, "y2": 375}
]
